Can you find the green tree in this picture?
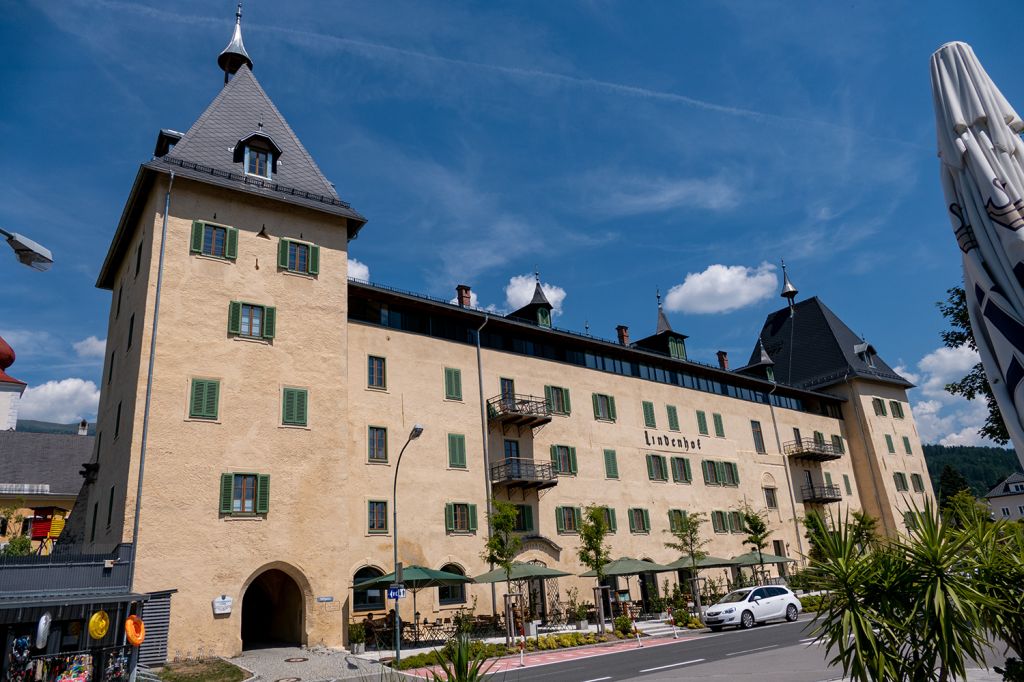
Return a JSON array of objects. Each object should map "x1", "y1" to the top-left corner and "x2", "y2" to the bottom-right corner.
[
  {"x1": 849, "y1": 510, "x2": 878, "y2": 551},
  {"x1": 664, "y1": 511, "x2": 710, "y2": 612},
  {"x1": 481, "y1": 501, "x2": 522, "y2": 643},
  {"x1": 937, "y1": 464, "x2": 972, "y2": 510},
  {"x1": 740, "y1": 507, "x2": 772, "y2": 584},
  {"x1": 577, "y1": 506, "x2": 612, "y2": 582},
  {"x1": 938, "y1": 285, "x2": 1010, "y2": 444}
]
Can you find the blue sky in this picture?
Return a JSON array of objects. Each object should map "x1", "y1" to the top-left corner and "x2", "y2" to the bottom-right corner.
[{"x1": 0, "y1": 1, "x2": 1008, "y2": 444}]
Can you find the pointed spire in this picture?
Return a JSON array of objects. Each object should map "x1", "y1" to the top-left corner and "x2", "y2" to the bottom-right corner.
[
  {"x1": 529, "y1": 271, "x2": 551, "y2": 307},
  {"x1": 218, "y1": 2, "x2": 253, "y2": 84},
  {"x1": 655, "y1": 288, "x2": 672, "y2": 334},
  {"x1": 757, "y1": 338, "x2": 774, "y2": 366},
  {"x1": 780, "y1": 259, "x2": 798, "y2": 316}
]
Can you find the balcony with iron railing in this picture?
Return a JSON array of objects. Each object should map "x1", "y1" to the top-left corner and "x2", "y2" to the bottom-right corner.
[
  {"x1": 800, "y1": 484, "x2": 843, "y2": 504},
  {"x1": 0, "y1": 543, "x2": 134, "y2": 601},
  {"x1": 490, "y1": 457, "x2": 558, "y2": 491},
  {"x1": 486, "y1": 394, "x2": 552, "y2": 429},
  {"x1": 783, "y1": 438, "x2": 843, "y2": 462}
]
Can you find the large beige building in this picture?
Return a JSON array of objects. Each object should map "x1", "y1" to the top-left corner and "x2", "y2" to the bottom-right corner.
[{"x1": 67, "y1": 13, "x2": 934, "y2": 659}]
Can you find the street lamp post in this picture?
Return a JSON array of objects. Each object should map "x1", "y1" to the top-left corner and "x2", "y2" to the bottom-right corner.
[
  {"x1": 393, "y1": 423, "x2": 424, "y2": 664},
  {"x1": 0, "y1": 228, "x2": 53, "y2": 271}
]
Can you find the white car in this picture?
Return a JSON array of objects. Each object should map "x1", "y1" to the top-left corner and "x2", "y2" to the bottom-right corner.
[{"x1": 703, "y1": 586, "x2": 802, "y2": 631}]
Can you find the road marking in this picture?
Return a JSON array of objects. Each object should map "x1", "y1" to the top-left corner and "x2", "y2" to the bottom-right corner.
[
  {"x1": 638, "y1": 659, "x2": 705, "y2": 673},
  {"x1": 581, "y1": 677, "x2": 612, "y2": 682},
  {"x1": 726, "y1": 645, "x2": 778, "y2": 656},
  {"x1": 800, "y1": 637, "x2": 817, "y2": 644}
]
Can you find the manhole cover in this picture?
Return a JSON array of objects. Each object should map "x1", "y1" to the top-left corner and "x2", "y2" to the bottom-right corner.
[
  {"x1": 284, "y1": 657, "x2": 308, "y2": 663},
  {"x1": 275, "y1": 678, "x2": 302, "y2": 682}
]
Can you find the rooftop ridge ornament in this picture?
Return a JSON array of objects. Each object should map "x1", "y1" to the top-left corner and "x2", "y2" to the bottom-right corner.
[
  {"x1": 655, "y1": 287, "x2": 673, "y2": 334},
  {"x1": 218, "y1": 2, "x2": 253, "y2": 84},
  {"x1": 780, "y1": 259, "x2": 798, "y2": 314}
]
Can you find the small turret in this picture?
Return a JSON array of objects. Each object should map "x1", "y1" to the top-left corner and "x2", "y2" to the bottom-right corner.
[
  {"x1": 217, "y1": 2, "x2": 253, "y2": 84},
  {"x1": 780, "y1": 260, "x2": 798, "y2": 303},
  {"x1": 507, "y1": 271, "x2": 554, "y2": 328}
]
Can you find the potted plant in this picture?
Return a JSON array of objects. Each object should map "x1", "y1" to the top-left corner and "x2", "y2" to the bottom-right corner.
[
  {"x1": 575, "y1": 602, "x2": 591, "y2": 630},
  {"x1": 348, "y1": 622, "x2": 366, "y2": 654}
]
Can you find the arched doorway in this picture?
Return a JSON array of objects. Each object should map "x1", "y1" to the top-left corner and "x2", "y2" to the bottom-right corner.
[{"x1": 241, "y1": 568, "x2": 304, "y2": 649}]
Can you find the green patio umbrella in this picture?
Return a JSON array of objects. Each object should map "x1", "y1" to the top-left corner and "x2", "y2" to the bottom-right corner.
[
  {"x1": 664, "y1": 555, "x2": 740, "y2": 570},
  {"x1": 353, "y1": 565, "x2": 474, "y2": 623},
  {"x1": 472, "y1": 562, "x2": 572, "y2": 583},
  {"x1": 579, "y1": 557, "x2": 673, "y2": 577},
  {"x1": 730, "y1": 551, "x2": 795, "y2": 566}
]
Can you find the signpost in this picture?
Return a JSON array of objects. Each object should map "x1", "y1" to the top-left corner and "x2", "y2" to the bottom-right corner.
[{"x1": 387, "y1": 584, "x2": 407, "y2": 601}]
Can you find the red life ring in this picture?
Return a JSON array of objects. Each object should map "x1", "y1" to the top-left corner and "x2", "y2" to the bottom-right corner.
[{"x1": 125, "y1": 615, "x2": 145, "y2": 646}]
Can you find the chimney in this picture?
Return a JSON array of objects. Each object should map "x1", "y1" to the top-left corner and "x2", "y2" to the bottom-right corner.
[
  {"x1": 616, "y1": 325, "x2": 630, "y2": 346},
  {"x1": 716, "y1": 350, "x2": 729, "y2": 370},
  {"x1": 78, "y1": 419, "x2": 89, "y2": 436},
  {"x1": 455, "y1": 284, "x2": 472, "y2": 308}
]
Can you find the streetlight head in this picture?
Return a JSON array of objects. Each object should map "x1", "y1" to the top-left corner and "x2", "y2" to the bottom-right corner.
[
  {"x1": 409, "y1": 424, "x2": 424, "y2": 440},
  {"x1": 4, "y1": 231, "x2": 53, "y2": 272}
]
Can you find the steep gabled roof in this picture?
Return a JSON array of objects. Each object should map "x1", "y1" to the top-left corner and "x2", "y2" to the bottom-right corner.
[
  {"x1": 749, "y1": 297, "x2": 912, "y2": 390},
  {"x1": 656, "y1": 305, "x2": 672, "y2": 334},
  {"x1": 0, "y1": 432, "x2": 94, "y2": 498},
  {"x1": 985, "y1": 471, "x2": 1024, "y2": 499}
]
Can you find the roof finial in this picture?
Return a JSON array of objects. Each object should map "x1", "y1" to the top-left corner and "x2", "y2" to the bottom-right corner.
[
  {"x1": 780, "y1": 259, "x2": 798, "y2": 314},
  {"x1": 218, "y1": 1, "x2": 253, "y2": 85},
  {"x1": 656, "y1": 288, "x2": 662, "y2": 306},
  {"x1": 655, "y1": 288, "x2": 672, "y2": 334},
  {"x1": 534, "y1": 267, "x2": 540, "y2": 283}
]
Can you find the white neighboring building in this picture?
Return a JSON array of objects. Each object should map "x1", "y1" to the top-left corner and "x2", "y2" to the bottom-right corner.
[
  {"x1": 0, "y1": 335, "x2": 25, "y2": 431},
  {"x1": 985, "y1": 471, "x2": 1024, "y2": 521}
]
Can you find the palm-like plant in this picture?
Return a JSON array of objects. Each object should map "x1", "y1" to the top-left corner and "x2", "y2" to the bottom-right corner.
[{"x1": 430, "y1": 633, "x2": 495, "y2": 682}]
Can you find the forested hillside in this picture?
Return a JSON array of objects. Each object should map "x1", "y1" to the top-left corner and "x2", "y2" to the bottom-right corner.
[{"x1": 922, "y1": 443, "x2": 1020, "y2": 496}]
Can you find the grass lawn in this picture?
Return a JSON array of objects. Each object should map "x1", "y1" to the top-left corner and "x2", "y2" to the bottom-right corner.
[{"x1": 157, "y1": 659, "x2": 247, "y2": 682}]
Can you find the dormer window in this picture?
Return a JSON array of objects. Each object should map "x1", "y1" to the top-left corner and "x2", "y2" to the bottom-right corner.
[
  {"x1": 537, "y1": 307, "x2": 551, "y2": 328},
  {"x1": 245, "y1": 146, "x2": 272, "y2": 179}
]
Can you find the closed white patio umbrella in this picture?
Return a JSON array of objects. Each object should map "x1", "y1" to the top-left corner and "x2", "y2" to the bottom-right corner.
[{"x1": 931, "y1": 41, "x2": 1024, "y2": 468}]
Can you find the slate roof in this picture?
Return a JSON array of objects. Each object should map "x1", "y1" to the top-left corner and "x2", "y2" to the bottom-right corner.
[
  {"x1": 748, "y1": 297, "x2": 912, "y2": 390},
  {"x1": 984, "y1": 471, "x2": 1024, "y2": 499},
  {"x1": 0, "y1": 432, "x2": 93, "y2": 497},
  {"x1": 656, "y1": 305, "x2": 672, "y2": 334}
]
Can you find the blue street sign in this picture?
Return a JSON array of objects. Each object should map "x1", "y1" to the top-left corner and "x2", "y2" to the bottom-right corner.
[{"x1": 388, "y1": 584, "x2": 407, "y2": 600}]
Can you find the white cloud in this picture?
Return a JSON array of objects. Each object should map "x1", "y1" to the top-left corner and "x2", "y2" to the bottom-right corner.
[
  {"x1": 663, "y1": 262, "x2": 777, "y2": 314},
  {"x1": 347, "y1": 257, "x2": 370, "y2": 282},
  {"x1": 504, "y1": 274, "x2": 567, "y2": 316},
  {"x1": 18, "y1": 378, "x2": 101, "y2": 423},
  {"x1": 73, "y1": 336, "x2": 106, "y2": 359},
  {"x1": 916, "y1": 346, "x2": 980, "y2": 400},
  {"x1": 590, "y1": 175, "x2": 740, "y2": 216}
]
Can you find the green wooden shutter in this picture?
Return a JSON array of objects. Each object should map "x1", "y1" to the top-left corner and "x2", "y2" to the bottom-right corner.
[
  {"x1": 667, "y1": 405, "x2": 679, "y2": 431},
  {"x1": 603, "y1": 450, "x2": 616, "y2": 477},
  {"x1": 457, "y1": 435, "x2": 467, "y2": 468},
  {"x1": 731, "y1": 462, "x2": 740, "y2": 485},
  {"x1": 278, "y1": 239, "x2": 290, "y2": 268},
  {"x1": 642, "y1": 401, "x2": 656, "y2": 428},
  {"x1": 824, "y1": 472, "x2": 833, "y2": 488},
  {"x1": 468, "y1": 504, "x2": 478, "y2": 532},
  {"x1": 228, "y1": 301, "x2": 242, "y2": 335},
  {"x1": 550, "y1": 445, "x2": 559, "y2": 473},
  {"x1": 204, "y1": 380, "x2": 219, "y2": 419},
  {"x1": 225, "y1": 227, "x2": 238, "y2": 259},
  {"x1": 294, "y1": 389, "x2": 307, "y2": 426},
  {"x1": 715, "y1": 461, "x2": 726, "y2": 484},
  {"x1": 683, "y1": 458, "x2": 692, "y2": 483},
  {"x1": 308, "y1": 245, "x2": 320, "y2": 275},
  {"x1": 669, "y1": 510, "x2": 677, "y2": 532},
  {"x1": 523, "y1": 505, "x2": 533, "y2": 532},
  {"x1": 190, "y1": 379, "x2": 206, "y2": 418},
  {"x1": 453, "y1": 369, "x2": 462, "y2": 399},
  {"x1": 256, "y1": 474, "x2": 270, "y2": 513},
  {"x1": 902, "y1": 436, "x2": 912, "y2": 454},
  {"x1": 592, "y1": 394, "x2": 600, "y2": 419},
  {"x1": 608, "y1": 396, "x2": 617, "y2": 421},
  {"x1": 831, "y1": 435, "x2": 844, "y2": 454},
  {"x1": 642, "y1": 509, "x2": 650, "y2": 532},
  {"x1": 885, "y1": 434, "x2": 895, "y2": 453},
  {"x1": 219, "y1": 473, "x2": 233, "y2": 513},
  {"x1": 671, "y1": 458, "x2": 681, "y2": 482},
  {"x1": 562, "y1": 388, "x2": 571, "y2": 414},
  {"x1": 444, "y1": 368, "x2": 462, "y2": 400},
  {"x1": 843, "y1": 474, "x2": 852, "y2": 495},
  {"x1": 555, "y1": 507, "x2": 565, "y2": 533},
  {"x1": 608, "y1": 508, "x2": 617, "y2": 532},
  {"x1": 702, "y1": 460, "x2": 711, "y2": 484},
  {"x1": 449, "y1": 434, "x2": 466, "y2": 468},
  {"x1": 445, "y1": 503, "x2": 455, "y2": 532},
  {"x1": 628, "y1": 509, "x2": 636, "y2": 533},
  {"x1": 190, "y1": 221, "x2": 204, "y2": 253},
  {"x1": 283, "y1": 389, "x2": 296, "y2": 425},
  {"x1": 713, "y1": 413, "x2": 725, "y2": 437},
  {"x1": 544, "y1": 385, "x2": 553, "y2": 411},
  {"x1": 574, "y1": 507, "x2": 582, "y2": 530},
  {"x1": 568, "y1": 447, "x2": 578, "y2": 474},
  {"x1": 697, "y1": 411, "x2": 708, "y2": 435},
  {"x1": 646, "y1": 454, "x2": 655, "y2": 480},
  {"x1": 262, "y1": 306, "x2": 277, "y2": 339}
]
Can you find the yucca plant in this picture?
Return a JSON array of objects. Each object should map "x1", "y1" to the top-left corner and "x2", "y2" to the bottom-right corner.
[{"x1": 430, "y1": 633, "x2": 495, "y2": 682}]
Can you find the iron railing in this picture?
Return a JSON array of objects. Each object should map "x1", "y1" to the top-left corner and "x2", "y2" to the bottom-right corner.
[
  {"x1": 490, "y1": 458, "x2": 556, "y2": 485},
  {"x1": 487, "y1": 394, "x2": 551, "y2": 421},
  {"x1": 783, "y1": 438, "x2": 843, "y2": 461},
  {"x1": 800, "y1": 484, "x2": 843, "y2": 504}
]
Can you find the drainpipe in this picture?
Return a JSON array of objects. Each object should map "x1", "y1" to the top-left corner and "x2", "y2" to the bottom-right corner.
[
  {"x1": 475, "y1": 315, "x2": 497, "y2": 614},
  {"x1": 844, "y1": 373, "x2": 893, "y2": 536},
  {"x1": 128, "y1": 171, "x2": 174, "y2": 590},
  {"x1": 767, "y1": 383, "x2": 805, "y2": 565}
]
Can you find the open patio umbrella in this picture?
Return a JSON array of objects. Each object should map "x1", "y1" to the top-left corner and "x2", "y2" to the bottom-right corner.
[
  {"x1": 730, "y1": 551, "x2": 795, "y2": 566},
  {"x1": 353, "y1": 565, "x2": 474, "y2": 624},
  {"x1": 664, "y1": 555, "x2": 740, "y2": 570},
  {"x1": 472, "y1": 562, "x2": 572, "y2": 583},
  {"x1": 578, "y1": 557, "x2": 673, "y2": 577},
  {"x1": 931, "y1": 41, "x2": 1024, "y2": 469}
]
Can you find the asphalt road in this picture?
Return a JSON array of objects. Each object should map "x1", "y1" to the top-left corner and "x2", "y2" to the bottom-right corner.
[{"x1": 491, "y1": 615, "x2": 830, "y2": 682}]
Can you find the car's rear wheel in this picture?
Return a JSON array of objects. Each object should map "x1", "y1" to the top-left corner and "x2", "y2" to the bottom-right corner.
[
  {"x1": 709, "y1": 626, "x2": 723, "y2": 632},
  {"x1": 740, "y1": 611, "x2": 755, "y2": 629},
  {"x1": 786, "y1": 604, "x2": 798, "y2": 622}
]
